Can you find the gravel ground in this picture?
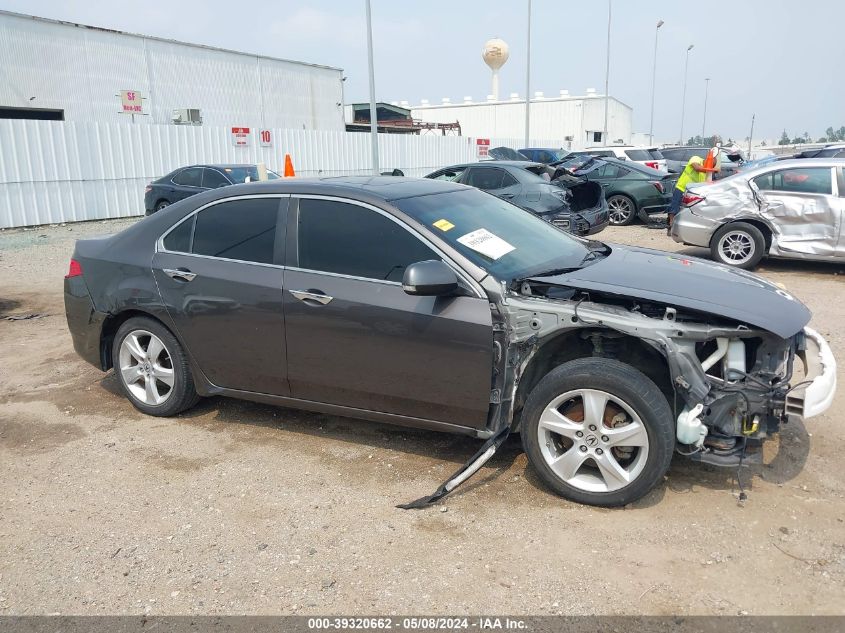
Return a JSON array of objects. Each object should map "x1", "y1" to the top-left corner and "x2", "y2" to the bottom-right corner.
[{"x1": 1, "y1": 216, "x2": 844, "y2": 615}]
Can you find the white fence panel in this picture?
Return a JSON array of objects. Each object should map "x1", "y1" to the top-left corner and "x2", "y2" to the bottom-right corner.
[{"x1": 0, "y1": 120, "x2": 568, "y2": 228}]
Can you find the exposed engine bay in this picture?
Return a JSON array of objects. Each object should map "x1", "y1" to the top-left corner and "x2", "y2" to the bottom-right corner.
[{"x1": 484, "y1": 276, "x2": 824, "y2": 468}]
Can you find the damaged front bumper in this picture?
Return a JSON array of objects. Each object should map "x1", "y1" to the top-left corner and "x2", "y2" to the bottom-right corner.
[{"x1": 786, "y1": 327, "x2": 837, "y2": 419}]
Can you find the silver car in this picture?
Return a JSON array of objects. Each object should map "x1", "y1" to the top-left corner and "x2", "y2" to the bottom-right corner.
[{"x1": 670, "y1": 158, "x2": 845, "y2": 268}]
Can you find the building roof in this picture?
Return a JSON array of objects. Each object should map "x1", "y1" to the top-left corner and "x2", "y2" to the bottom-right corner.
[
  {"x1": 411, "y1": 93, "x2": 633, "y2": 111},
  {"x1": 0, "y1": 10, "x2": 343, "y2": 73}
]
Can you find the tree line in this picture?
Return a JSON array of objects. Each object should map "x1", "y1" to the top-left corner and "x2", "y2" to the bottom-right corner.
[{"x1": 779, "y1": 126, "x2": 845, "y2": 145}]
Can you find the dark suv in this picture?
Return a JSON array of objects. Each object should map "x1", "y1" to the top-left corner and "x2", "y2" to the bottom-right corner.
[{"x1": 144, "y1": 164, "x2": 280, "y2": 214}]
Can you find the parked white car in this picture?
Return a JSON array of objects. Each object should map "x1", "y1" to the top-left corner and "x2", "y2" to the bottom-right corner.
[{"x1": 583, "y1": 146, "x2": 667, "y2": 172}]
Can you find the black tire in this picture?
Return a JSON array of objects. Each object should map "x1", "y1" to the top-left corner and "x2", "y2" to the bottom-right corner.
[
  {"x1": 154, "y1": 199, "x2": 170, "y2": 212},
  {"x1": 521, "y1": 358, "x2": 674, "y2": 507},
  {"x1": 112, "y1": 316, "x2": 199, "y2": 416},
  {"x1": 710, "y1": 222, "x2": 765, "y2": 269},
  {"x1": 606, "y1": 194, "x2": 637, "y2": 226}
]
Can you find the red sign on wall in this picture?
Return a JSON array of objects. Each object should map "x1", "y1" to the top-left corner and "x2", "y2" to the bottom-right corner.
[
  {"x1": 231, "y1": 127, "x2": 251, "y2": 147},
  {"x1": 476, "y1": 138, "x2": 491, "y2": 158}
]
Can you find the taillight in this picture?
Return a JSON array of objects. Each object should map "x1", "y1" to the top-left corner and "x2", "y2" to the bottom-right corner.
[
  {"x1": 651, "y1": 181, "x2": 665, "y2": 194},
  {"x1": 144, "y1": 184, "x2": 153, "y2": 193},
  {"x1": 65, "y1": 259, "x2": 83, "y2": 279},
  {"x1": 645, "y1": 161, "x2": 658, "y2": 169},
  {"x1": 682, "y1": 192, "x2": 705, "y2": 207}
]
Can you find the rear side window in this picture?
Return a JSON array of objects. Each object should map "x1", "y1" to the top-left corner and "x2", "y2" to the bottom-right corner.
[
  {"x1": 163, "y1": 216, "x2": 194, "y2": 253},
  {"x1": 297, "y1": 199, "x2": 437, "y2": 282},
  {"x1": 753, "y1": 168, "x2": 832, "y2": 195},
  {"x1": 172, "y1": 167, "x2": 203, "y2": 187},
  {"x1": 192, "y1": 198, "x2": 279, "y2": 264},
  {"x1": 429, "y1": 167, "x2": 466, "y2": 181},
  {"x1": 624, "y1": 149, "x2": 652, "y2": 161},
  {"x1": 465, "y1": 167, "x2": 508, "y2": 190}
]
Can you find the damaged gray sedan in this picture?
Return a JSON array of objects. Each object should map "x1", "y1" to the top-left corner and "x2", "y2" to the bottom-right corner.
[
  {"x1": 671, "y1": 158, "x2": 845, "y2": 268},
  {"x1": 64, "y1": 177, "x2": 836, "y2": 507}
]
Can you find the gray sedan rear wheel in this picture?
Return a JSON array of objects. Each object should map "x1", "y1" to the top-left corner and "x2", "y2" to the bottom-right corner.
[
  {"x1": 113, "y1": 316, "x2": 199, "y2": 416},
  {"x1": 711, "y1": 222, "x2": 765, "y2": 269},
  {"x1": 607, "y1": 195, "x2": 636, "y2": 226}
]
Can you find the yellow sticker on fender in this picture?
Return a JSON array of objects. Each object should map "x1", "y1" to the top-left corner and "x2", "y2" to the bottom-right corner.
[{"x1": 433, "y1": 219, "x2": 455, "y2": 231}]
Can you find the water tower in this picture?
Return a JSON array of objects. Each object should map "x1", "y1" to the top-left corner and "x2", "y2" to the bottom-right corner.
[{"x1": 482, "y1": 38, "x2": 509, "y2": 101}]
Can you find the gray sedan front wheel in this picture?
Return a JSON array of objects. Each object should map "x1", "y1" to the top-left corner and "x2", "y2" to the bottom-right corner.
[{"x1": 521, "y1": 358, "x2": 674, "y2": 507}]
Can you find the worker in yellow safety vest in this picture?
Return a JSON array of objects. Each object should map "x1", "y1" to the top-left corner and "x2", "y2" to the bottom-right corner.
[{"x1": 666, "y1": 154, "x2": 716, "y2": 232}]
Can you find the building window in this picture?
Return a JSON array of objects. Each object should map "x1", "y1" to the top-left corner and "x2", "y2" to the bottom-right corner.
[
  {"x1": 0, "y1": 107, "x2": 64, "y2": 121},
  {"x1": 588, "y1": 131, "x2": 603, "y2": 144}
]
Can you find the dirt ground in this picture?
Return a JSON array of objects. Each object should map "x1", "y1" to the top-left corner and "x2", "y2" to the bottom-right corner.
[{"x1": 1, "y1": 217, "x2": 844, "y2": 616}]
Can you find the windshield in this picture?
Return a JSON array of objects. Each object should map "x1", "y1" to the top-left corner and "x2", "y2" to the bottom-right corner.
[
  {"x1": 222, "y1": 166, "x2": 280, "y2": 183},
  {"x1": 394, "y1": 189, "x2": 595, "y2": 281}
]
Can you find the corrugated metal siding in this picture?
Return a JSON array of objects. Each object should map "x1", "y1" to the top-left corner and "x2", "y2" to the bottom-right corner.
[
  {"x1": 0, "y1": 11, "x2": 345, "y2": 130},
  {"x1": 0, "y1": 119, "x2": 569, "y2": 228}
]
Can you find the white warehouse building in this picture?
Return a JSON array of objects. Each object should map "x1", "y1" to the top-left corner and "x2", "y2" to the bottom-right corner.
[
  {"x1": 0, "y1": 10, "x2": 345, "y2": 130},
  {"x1": 409, "y1": 91, "x2": 633, "y2": 150}
]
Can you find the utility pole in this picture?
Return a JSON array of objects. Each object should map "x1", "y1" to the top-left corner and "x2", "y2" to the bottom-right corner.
[
  {"x1": 748, "y1": 113, "x2": 755, "y2": 157},
  {"x1": 603, "y1": 0, "x2": 612, "y2": 144},
  {"x1": 365, "y1": 0, "x2": 379, "y2": 175},
  {"x1": 524, "y1": 0, "x2": 532, "y2": 149},
  {"x1": 648, "y1": 19, "x2": 664, "y2": 146},
  {"x1": 702, "y1": 77, "x2": 710, "y2": 140},
  {"x1": 679, "y1": 44, "x2": 694, "y2": 144}
]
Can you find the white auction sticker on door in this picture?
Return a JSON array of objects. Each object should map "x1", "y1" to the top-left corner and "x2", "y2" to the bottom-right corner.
[{"x1": 457, "y1": 228, "x2": 515, "y2": 260}]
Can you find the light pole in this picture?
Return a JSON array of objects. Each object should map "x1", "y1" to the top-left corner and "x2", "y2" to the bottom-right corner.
[
  {"x1": 602, "y1": 0, "x2": 612, "y2": 144},
  {"x1": 701, "y1": 77, "x2": 710, "y2": 141},
  {"x1": 648, "y1": 19, "x2": 664, "y2": 145},
  {"x1": 365, "y1": 0, "x2": 379, "y2": 175},
  {"x1": 524, "y1": 0, "x2": 532, "y2": 149},
  {"x1": 678, "y1": 44, "x2": 694, "y2": 145}
]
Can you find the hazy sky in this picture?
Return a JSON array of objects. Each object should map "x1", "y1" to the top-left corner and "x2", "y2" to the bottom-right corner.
[{"x1": 1, "y1": 0, "x2": 842, "y2": 142}]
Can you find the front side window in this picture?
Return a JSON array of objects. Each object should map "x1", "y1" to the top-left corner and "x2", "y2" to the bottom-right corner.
[
  {"x1": 191, "y1": 198, "x2": 279, "y2": 264},
  {"x1": 753, "y1": 168, "x2": 832, "y2": 195},
  {"x1": 202, "y1": 168, "x2": 230, "y2": 189},
  {"x1": 297, "y1": 199, "x2": 438, "y2": 282},
  {"x1": 172, "y1": 167, "x2": 203, "y2": 187}
]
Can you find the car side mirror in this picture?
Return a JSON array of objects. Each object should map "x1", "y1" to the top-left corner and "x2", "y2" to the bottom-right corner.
[{"x1": 402, "y1": 260, "x2": 459, "y2": 296}]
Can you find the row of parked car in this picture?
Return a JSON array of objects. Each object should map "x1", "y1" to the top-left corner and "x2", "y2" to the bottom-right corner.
[{"x1": 143, "y1": 140, "x2": 845, "y2": 271}]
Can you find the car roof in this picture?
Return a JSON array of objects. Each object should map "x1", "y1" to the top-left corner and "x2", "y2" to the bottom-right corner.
[
  {"x1": 439, "y1": 160, "x2": 546, "y2": 170},
  {"x1": 726, "y1": 157, "x2": 845, "y2": 179},
  {"x1": 196, "y1": 175, "x2": 475, "y2": 202}
]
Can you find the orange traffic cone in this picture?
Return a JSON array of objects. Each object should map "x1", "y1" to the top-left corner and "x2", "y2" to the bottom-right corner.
[{"x1": 283, "y1": 154, "x2": 295, "y2": 177}]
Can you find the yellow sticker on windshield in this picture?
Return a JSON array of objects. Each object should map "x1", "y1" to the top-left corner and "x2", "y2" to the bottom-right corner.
[{"x1": 433, "y1": 219, "x2": 455, "y2": 231}]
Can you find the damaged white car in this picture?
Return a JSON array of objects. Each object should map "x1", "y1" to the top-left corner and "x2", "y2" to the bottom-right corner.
[{"x1": 671, "y1": 158, "x2": 845, "y2": 268}]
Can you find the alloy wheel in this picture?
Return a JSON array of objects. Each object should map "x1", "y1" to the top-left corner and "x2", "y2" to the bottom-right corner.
[
  {"x1": 607, "y1": 196, "x2": 634, "y2": 225},
  {"x1": 536, "y1": 389, "x2": 650, "y2": 493},
  {"x1": 118, "y1": 329, "x2": 175, "y2": 406},
  {"x1": 717, "y1": 230, "x2": 755, "y2": 265}
]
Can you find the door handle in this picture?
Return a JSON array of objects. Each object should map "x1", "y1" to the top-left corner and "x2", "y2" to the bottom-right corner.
[
  {"x1": 290, "y1": 289, "x2": 333, "y2": 305},
  {"x1": 163, "y1": 268, "x2": 197, "y2": 282},
  {"x1": 500, "y1": 193, "x2": 515, "y2": 199}
]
